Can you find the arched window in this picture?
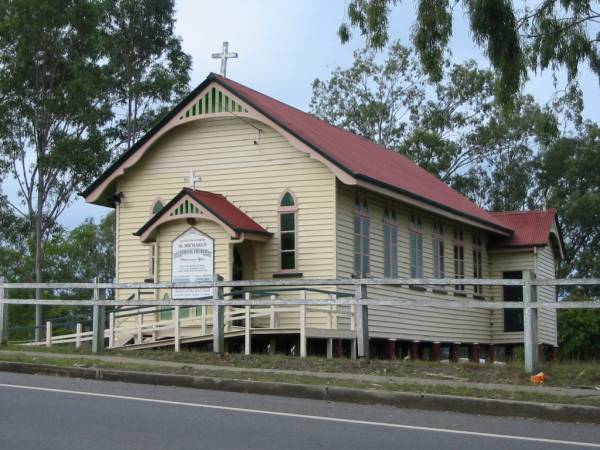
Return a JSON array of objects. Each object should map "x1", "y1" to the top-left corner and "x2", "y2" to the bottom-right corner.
[
  {"x1": 354, "y1": 197, "x2": 369, "y2": 276},
  {"x1": 151, "y1": 199, "x2": 164, "y2": 215},
  {"x1": 383, "y1": 208, "x2": 397, "y2": 277},
  {"x1": 278, "y1": 191, "x2": 298, "y2": 271}
]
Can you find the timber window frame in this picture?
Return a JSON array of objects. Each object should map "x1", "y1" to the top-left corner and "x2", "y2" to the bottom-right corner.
[
  {"x1": 278, "y1": 190, "x2": 298, "y2": 272},
  {"x1": 473, "y1": 233, "x2": 483, "y2": 296},
  {"x1": 353, "y1": 196, "x2": 370, "y2": 276},
  {"x1": 147, "y1": 242, "x2": 158, "y2": 283},
  {"x1": 453, "y1": 226, "x2": 465, "y2": 291},
  {"x1": 383, "y1": 208, "x2": 398, "y2": 278},
  {"x1": 432, "y1": 223, "x2": 445, "y2": 279},
  {"x1": 409, "y1": 214, "x2": 423, "y2": 278}
]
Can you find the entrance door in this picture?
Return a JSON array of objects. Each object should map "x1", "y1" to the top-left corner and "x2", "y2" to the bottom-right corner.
[
  {"x1": 232, "y1": 249, "x2": 243, "y2": 299},
  {"x1": 503, "y1": 271, "x2": 524, "y2": 332}
]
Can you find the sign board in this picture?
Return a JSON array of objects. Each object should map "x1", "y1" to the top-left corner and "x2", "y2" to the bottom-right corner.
[{"x1": 172, "y1": 228, "x2": 214, "y2": 299}]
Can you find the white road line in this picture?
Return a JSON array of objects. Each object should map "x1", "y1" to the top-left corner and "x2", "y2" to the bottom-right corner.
[{"x1": 0, "y1": 382, "x2": 597, "y2": 448}]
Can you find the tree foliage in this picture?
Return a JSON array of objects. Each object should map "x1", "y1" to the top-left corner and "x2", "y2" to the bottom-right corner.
[
  {"x1": 310, "y1": 42, "x2": 558, "y2": 207},
  {"x1": 558, "y1": 295, "x2": 600, "y2": 360},
  {"x1": 0, "y1": 0, "x2": 190, "y2": 335},
  {"x1": 105, "y1": 0, "x2": 191, "y2": 150},
  {"x1": 0, "y1": 0, "x2": 113, "y2": 333},
  {"x1": 310, "y1": 43, "x2": 425, "y2": 150},
  {"x1": 339, "y1": 0, "x2": 600, "y2": 104},
  {"x1": 537, "y1": 122, "x2": 600, "y2": 277},
  {"x1": 0, "y1": 210, "x2": 115, "y2": 340}
]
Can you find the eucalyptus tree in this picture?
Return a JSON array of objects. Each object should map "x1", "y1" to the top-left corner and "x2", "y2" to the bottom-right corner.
[
  {"x1": 537, "y1": 122, "x2": 600, "y2": 277},
  {"x1": 338, "y1": 0, "x2": 600, "y2": 105},
  {"x1": 105, "y1": 0, "x2": 191, "y2": 150},
  {"x1": 310, "y1": 43, "x2": 426, "y2": 150},
  {"x1": 0, "y1": 0, "x2": 192, "y2": 340},
  {"x1": 310, "y1": 42, "x2": 558, "y2": 207},
  {"x1": 0, "y1": 0, "x2": 113, "y2": 339}
]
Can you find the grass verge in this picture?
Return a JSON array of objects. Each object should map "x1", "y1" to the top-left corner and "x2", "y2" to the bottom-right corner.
[
  {"x1": 3, "y1": 343, "x2": 599, "y2": 389},
  {"x1": 0, "y1": 350, "x2": 599, "y2": 408}
]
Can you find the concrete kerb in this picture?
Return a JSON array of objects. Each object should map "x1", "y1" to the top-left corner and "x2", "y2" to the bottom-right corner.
[{"x1": 0, "y1": 361, "x2": 598, "y2": 425}]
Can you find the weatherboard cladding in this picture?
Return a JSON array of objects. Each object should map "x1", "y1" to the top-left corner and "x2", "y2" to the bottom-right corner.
[
  {"x1": 82, "y1": 72, "x2": 512, "y2": 234},
  {"x1": 336, "y1": 182, "x2": 494, "y2": 343}
]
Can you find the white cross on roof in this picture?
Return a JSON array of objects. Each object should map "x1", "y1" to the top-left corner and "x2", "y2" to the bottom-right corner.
[{"x1": 212, "y1": 41, "x2": 238, "y2": 78}]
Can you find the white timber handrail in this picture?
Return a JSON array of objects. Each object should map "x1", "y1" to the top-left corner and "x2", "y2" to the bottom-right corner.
[{"x1": 2, "y1": 276, "x2": 600, "y2": 374}]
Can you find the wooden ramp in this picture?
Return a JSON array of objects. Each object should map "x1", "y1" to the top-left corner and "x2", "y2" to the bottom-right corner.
[{"x1": 114, "y1": 327, "x2": 357, "y2": 351}]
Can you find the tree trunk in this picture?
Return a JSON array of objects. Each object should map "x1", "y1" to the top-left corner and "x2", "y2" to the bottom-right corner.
[{"x1": 34, "y1": 154, "x2": 44, "y2": 342}]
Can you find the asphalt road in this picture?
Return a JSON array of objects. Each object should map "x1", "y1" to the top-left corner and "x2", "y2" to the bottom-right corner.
[{"x1": 0, "y1": 372, "x2": 598, "y2": 450}]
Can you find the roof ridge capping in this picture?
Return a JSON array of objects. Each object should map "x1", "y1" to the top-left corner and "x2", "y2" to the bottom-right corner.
[{"x1": 491, "y1": 208, "x2": 557, "y2": 216}]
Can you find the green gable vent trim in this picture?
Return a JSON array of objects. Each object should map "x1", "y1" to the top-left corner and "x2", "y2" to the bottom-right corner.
[
  {"x1": 183, "y1": 87, "x2": 247, "y2": 118},
  {"x1": 170, "y1": 200, "x2": 199, "y2": 216}
]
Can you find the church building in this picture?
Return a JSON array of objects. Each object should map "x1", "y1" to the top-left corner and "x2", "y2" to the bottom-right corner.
[{"x1": 82, "y1": 72, "x2": 564, "y2": 360}]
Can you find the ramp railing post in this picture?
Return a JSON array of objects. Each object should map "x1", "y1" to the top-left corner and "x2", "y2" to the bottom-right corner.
[
  {"x1": 244, "y1": 292, "x2": 251, "y2": 355},
  {"x1": 45, "y1": 321, "x2": 52, "y2": 347},
  {"x1": 212, "y1": 274, "x2": 224, "y2": 354},
  {"x1": 75, "y1": 323, "x2": 82, "y2": 349},
  {"x1": 92, "y1": 277, "x2": 105, "y2": 353},
  {"x1": 108, "y1": 312, "x2": 115, "y2": 348},
  {"x1": 523, "y1": 270, "x2": 539, "y2": 374},
  {"x1": 174, "y1": 306, "x2": 181, "y2": 352},
  {"x1": 0, "y1": 277, "x2": 8, "y2": 345},
  {"x1": 137, "y1": 310, "x2": 143, "y2": 344},
  {"x1": 269, "y1": 295, "x2": 277, "y2": 328},
  {"x1": 355, "y1": 282, "x2": 369, "y2": 359},
  {"x1": 300, "y1": 290, "x2": 307, "y2": 358}
]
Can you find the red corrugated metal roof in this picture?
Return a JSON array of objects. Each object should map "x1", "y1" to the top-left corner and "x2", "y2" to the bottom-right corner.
[
  {"x1": 185, "y1": 188, "x2": 270, "y2": 235},
  {"x1": 134, "y1": 188, "x2": 270, "y2": 238},
  {"x1": 490, "y1": 209, "x2": 558, "y2": 247},
  {"x1": 214, "y1": 74, "x2": 510, "y2": 232}
]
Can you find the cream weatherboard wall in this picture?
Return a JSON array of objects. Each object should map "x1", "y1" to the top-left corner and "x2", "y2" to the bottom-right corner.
[
  {"x1": 488, "y1": 246, "x2": 557, "y2": 346},
  {"x1": 335, "y1": 182, "x2": 558, "y2": 346},
  {"x1": 489, "y1": 250, "x2": 534, "y2": 344},
  {"x1": 335, "y1": 182, "x2": 495, "y2": 344},
  {"x1": 114, "y1": 116, "x2": 337, "y2": 329},
  {"x1": 536, "y1": 245, "x2": 558, "y2": 346}
]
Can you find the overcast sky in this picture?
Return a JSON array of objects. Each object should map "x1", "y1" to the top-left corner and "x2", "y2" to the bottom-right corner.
[{"x1": 18, "y1": 0, "x2": 600, "y2": 229}]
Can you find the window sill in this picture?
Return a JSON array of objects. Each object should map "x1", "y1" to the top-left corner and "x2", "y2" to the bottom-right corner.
[
  {"x1": 351, "y1": 273, "x2": 369, "y2": 279},
  {"x1": 273, "y1": 271, "x2": 303, "y2": 278},
  {"x1": 408, "y1": 285, "x2": 427, "y2": 292}
]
